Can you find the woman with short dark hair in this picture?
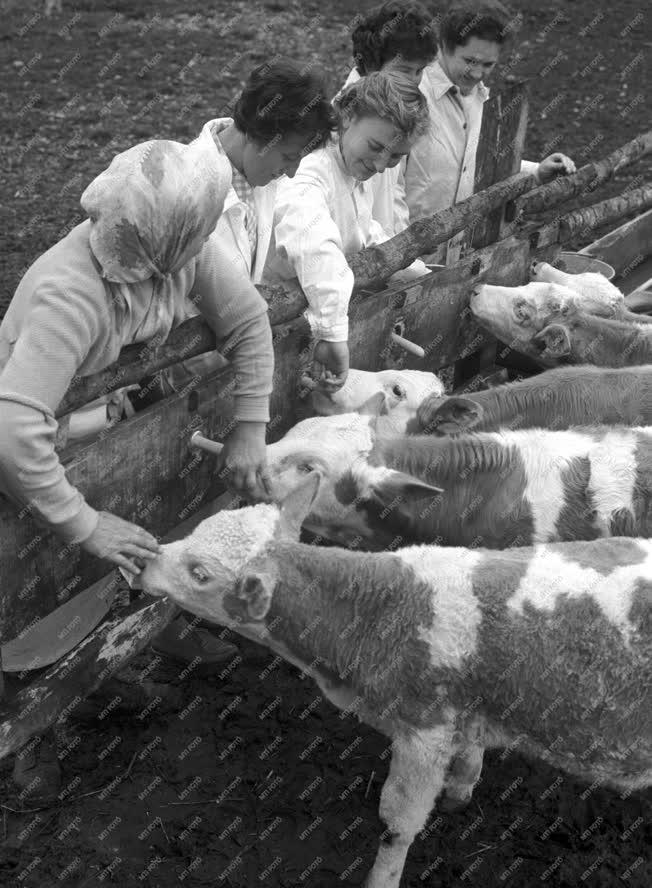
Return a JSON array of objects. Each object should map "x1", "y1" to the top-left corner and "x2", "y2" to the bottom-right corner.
[{"x1": 200, "y1": 59, "x2": 336, "y2": 283}]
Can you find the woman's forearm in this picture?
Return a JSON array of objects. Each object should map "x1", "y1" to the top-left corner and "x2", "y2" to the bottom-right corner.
[{"x1": 0, "y1": 397, "x2": 99, "y2": 543}]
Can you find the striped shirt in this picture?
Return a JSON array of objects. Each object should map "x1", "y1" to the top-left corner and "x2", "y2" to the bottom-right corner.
[{"x1": 229, "y1": 163, "x2": 258, "y2": 264}]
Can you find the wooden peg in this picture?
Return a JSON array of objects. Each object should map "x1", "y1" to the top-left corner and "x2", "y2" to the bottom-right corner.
[
  {"x1": 389, "y1": 331, "x2": 425, "y2": 359},
  {"x1": 190, "y1": 430, "x2": 224, "y2": 455}
]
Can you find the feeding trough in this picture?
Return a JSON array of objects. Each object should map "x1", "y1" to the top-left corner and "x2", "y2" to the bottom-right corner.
[{"x1": 554, "y1": 251, "x2": 615, "y2": 280}]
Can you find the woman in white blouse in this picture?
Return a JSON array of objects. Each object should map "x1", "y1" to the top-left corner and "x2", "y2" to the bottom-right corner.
[
  {"x1": 406, "y1": 1, "x2": 576, "y2": 263},
  {"x1": 264, "y1": 72, "x2": 430, "y2": 390}
]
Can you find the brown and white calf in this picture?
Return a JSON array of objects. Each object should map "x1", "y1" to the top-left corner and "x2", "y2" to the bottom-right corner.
[
  {"x1": 471, "y1": 282, "x2": 652, "y2": 366},
  {"x1": 263, "y1": 412, "x2": 652, "y2": 549},
  {"x1": 416, "y1": 365, "x2": 652, "y2": 436},
  {"x1": 531, "y1": 310, "x2": 652, "y2": 366},
  {"x1": 140, "y1": 477, "x2": 652, "y2": 888},
  {"x1": 469, "y1": 283, "x2": 652, "y2": 367}
]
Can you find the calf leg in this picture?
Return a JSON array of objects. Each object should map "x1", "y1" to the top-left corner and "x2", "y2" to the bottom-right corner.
[
  {"x1": 365, "y1": 721, "x2": 455, "y2": 888},
  {"x1": 442, "y1": 716, "x2": 486, "y2": 809}
]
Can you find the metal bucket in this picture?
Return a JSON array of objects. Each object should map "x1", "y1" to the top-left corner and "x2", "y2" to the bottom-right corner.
[{"x1": 555, "y1": 252, "x2": 616, "y2": 280}]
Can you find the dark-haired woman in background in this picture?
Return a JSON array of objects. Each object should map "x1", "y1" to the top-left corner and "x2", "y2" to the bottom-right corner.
[
  {"x1": 340, "y1": 0, "x2": 438, "y2": 235},
  {"x1": 200, "y1": 59, "x2": 336, "y2": 283}
]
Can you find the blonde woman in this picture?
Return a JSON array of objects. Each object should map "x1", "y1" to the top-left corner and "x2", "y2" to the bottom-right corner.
[
  {"x1": 264, "y1": 72, "x2": 430, "y2": 390},
  {"x1": 341, "y1": 0, "x2": 438, "y2": 236}
]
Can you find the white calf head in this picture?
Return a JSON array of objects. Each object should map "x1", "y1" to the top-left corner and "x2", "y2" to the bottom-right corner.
[
  {"x1": 265, "y1": 412, "x2": 378, "y2": 543},
  {"x1": 265, "y1": 411, "x2": 442, "y2": 546},
  {"x1": 530, "y1": 261, "x2": 623, "y2": 317},
  {"x1": 140, "y1": 477, "x2": 320, "y2": 625},
  {"x1": 469, "y1": 281, "x2": 581, "y2": 355},
  {"x1": 310, "y1": 368, "x2": 444, "y2": 420}
]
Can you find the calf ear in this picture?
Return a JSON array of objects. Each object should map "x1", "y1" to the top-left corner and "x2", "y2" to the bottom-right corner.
[
  {"x1": 418, "y1": 396, "x2": 483, "y2": 434},
  {"x1": 533, "y1": 323, "x2": 571, "y2": 359},
  {"x1": 357, "y1": 391, "x2": 388, "y2": 416},
  {"x1": 277, "y1": 473, "x2": 321, "y2": 539},
  {"x1": 234, "y1": 570, "x2": 277, "y2": 620},
  {"x1": 353, "y1": 464, "x2": 443, "y2": 510}
]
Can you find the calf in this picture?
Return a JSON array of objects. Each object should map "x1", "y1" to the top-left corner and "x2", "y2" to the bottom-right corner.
[
  {"x1": 140, "y1": 477, "x2": 652, "y2": 888},
  {"x1": 532, "y1": 310, "x2": 652, "y2": 367},
  {"x1": 310, "y1": 368, "x2": 443, "y2": 425},
  {"x1": 264, "y1": 412, "x2": 652, "y2": 549},
  {"x1": 530, "y1": 260, "x2": 624, "y2": 315},
  {"x1": 532, "y1": 260, "x2": 652, "y2": 325},
  {"x1": 470, "y1": 283, "x2": 652, "y2": 366},
  {"x1": 416, "y1": 365, "x2": 652, "y2": 436}
]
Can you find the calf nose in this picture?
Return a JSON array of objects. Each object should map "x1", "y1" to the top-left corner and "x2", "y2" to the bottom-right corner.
[{"x1": 530, "y1": 261, "x2": 539, "y2": 275}]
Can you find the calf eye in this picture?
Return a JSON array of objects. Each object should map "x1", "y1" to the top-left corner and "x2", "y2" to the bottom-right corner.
[
  {"x1": 513, "y1": 299, "x2": 531, "y2": 323},
  {"x1": 297, "y1": 462, "x2": 314, "y2": 474},
  {"x1": 391, "y1": 384, "x2": 406, "y2": 398},
  {"x1": 189, "y1": 563, "x2": 211, "y2": 584}
]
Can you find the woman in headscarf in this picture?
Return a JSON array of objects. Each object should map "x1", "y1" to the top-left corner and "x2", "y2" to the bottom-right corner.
[{"x1": 0, "y1": 128, "x2": 275, "y2": 658}]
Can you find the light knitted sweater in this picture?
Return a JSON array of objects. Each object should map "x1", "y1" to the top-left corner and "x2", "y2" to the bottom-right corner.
[{"x1": 0, "y1": 220, "x2": 274, "y2": 544}]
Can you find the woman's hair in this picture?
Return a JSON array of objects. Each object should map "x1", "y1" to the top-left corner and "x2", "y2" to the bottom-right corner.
[
  {"x1": 233, "y1": 58, "x2": 336, "y2": 150},
  {"x1": 333, "y1": 71, "x2": 430, "y2": 141},
  {"x1": 439, "y1": 1, "x2": 512, "y2": 52},
  {"x1": 351, "y1": 1, "x2": 438, "y2": 75}
]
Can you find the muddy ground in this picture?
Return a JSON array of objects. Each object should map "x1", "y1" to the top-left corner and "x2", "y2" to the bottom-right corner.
[{"x1": 1, "y1": 0, "x2": 651, "y2": 886}]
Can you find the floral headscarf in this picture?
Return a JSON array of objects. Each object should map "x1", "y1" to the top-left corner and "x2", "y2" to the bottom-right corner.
[{"x1": 81, "y1": 126, "x2": 232, "y2": 284}]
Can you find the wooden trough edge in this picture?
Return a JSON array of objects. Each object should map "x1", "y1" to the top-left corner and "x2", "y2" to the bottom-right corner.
[{"x1": 0, "y1": 595, "x2": 177, "y2": 762}]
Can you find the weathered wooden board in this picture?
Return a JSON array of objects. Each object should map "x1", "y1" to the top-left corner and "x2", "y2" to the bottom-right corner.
[
  {"x1": 518, "y1": 130, "x2": 652, "y2": 217},
  {"x1": 579, "y1": 207, "x2": 652, "y2": 280},
  {"x1": 268, "y1": 317, "x2": 313, "y2": 440},
  {"x1": 471, "y1": 81, "x2": 529, "y2": 249},
  {"x1": 558, "y1": 185, "x2": 652, "y2": 243},
  {"x1": 0, "y1": 596, "x2": 178, "y2": 761},
  {"x1": 0, "y1": 368, "x2": 239, "y2": 642}
]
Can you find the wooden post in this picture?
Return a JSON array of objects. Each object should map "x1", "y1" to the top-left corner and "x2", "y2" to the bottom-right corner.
[
  {"x1": 471, "y1": 80, "x2": 529, "y2": 248},
  {"x1": 453, "y1": 81, "x2": 531, "y2": 384}
]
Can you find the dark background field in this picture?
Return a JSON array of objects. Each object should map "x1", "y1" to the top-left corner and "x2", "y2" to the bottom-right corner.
[
  {"x1": 1, "y1": 1, "x2": 651, "y2": 886},
  {"x1": 1, "y1": 0, "x2": 652, "y2": 315}
]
